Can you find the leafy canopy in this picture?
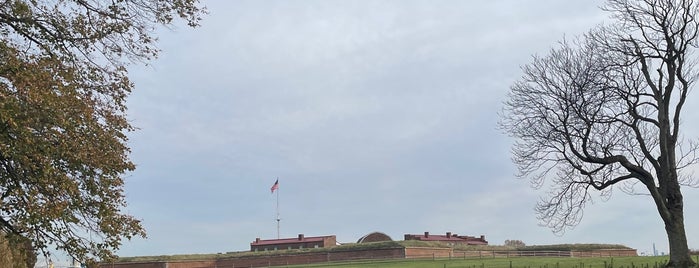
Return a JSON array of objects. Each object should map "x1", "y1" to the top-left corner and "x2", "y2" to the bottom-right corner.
[{"x1": 0, "y1": 0, "x2": 204, "y2": 262}]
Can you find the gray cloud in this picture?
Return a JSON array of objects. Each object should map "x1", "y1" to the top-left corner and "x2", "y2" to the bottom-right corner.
[{"x1": 118, "y1": 0, "x2": 698, "y2": 257}]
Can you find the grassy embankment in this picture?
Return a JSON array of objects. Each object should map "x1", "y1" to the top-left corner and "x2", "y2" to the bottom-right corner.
[
  {"x1": 116, "y1": 241, "x2": 632, "y2": 263},
  {"x1": 285, "y1": 256, "x2": 676, "y2": 268},
  {"x1": 114, "y1": 242, "x2": 699, "y2": 268},
  {"x1": 117, "y1": 241, "x2": 408, "y2": 262},
  {"x1": 278, "y1": 243, "x2": 680, "y2": 268}
]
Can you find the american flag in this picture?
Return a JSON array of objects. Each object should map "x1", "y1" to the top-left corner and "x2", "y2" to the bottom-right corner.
[{"x1": 270, "y1": 179, "x2": 279, "y2": 193}]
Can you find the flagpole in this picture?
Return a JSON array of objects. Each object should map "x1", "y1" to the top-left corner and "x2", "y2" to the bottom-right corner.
[{"x1": 276, "y1": 178, "x2": 280, "y2": 239}]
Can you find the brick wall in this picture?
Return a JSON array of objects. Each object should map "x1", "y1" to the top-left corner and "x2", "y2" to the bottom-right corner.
[
  {"x1": 217, "y1": 248, "x2": 405, "y2": 267},
  {"x1": 323, "y1": 236, "x2": 337, "y2": 248},
  {"x1": 166, "y1": 260, "x2": 216, "y2": 268},
  {"x1": 98, "y1": 262, "x2": 165, "y2": 268},
  {"x1": 217, "y1": 252, "x2": 329, "y2": 267},
  {"x1": 99, "y1": 247, "x2": 637, "y2": 268},
  {"x1": 328, "y1": 248, "x2": 405, "y2": 261},
  {"x1": 101, "y1": 248, "x2": 405, "y2": 268},
  {"x1": 404, "y1": 247, "x2": 453, "y2": 259}
]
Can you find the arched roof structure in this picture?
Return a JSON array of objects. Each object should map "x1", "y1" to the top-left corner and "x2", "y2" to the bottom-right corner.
[{"x1": 356, "y1": 232, "x2": 393, "y2": 243}]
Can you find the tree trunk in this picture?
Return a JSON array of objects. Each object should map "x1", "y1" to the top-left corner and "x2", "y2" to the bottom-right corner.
[{"x1": 664, "y1": 191, "x2": 696, "y2": 268}]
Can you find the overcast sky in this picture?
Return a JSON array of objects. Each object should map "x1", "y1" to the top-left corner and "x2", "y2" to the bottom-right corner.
[{"x1": 101, "y1": 0, "x2": 699, "y2": 259}]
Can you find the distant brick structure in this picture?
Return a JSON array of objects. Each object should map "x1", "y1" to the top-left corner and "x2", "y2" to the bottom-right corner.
[
  {"x1": 100, "y1": 247, "x2": 637, "y2": 268},
  {"x1": 250, "y1": 234, "x2": 336, "y2": 251},
  {"x1": 357, "y1": 232, "x2": 393, "y2": 243},
  {"x1": 404, "y1": 232, "x2": 488, "y2": 246}
]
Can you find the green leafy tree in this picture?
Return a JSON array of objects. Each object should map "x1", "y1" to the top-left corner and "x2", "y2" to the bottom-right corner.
[
  {"x1": 0, "y1": 0, "x2": 204, "y2": 263},
  {"x1": 501, "y1": 0, "x2": 697, "y2": 267}
]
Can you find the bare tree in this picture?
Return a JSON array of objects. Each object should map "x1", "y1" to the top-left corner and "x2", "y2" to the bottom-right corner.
[
  {"x1": 504, "y1": 239, "x2": 526, "y2": 248},
  {"x1": 501, "y1": 1, "x2": 699, "y2": 267}
]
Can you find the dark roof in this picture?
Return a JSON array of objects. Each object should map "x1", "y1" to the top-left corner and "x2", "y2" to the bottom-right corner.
[
  {"x1": 357, "y1": 232, "x2": 393, "y2": 243},
  {"x1": 405, "y1": 233, "x2": 488, "y2": 245},
  {"x1": 407, "y1": 235, "x2": 465, "y2": 242},
  {"x1": 251, "y1": 236, "x2": 332, "y2": 246}
]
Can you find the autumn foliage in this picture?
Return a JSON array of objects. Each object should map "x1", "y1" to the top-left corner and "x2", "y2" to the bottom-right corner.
[{"x1": 1, "y1": 0, "x2": 205, "y2": 263}]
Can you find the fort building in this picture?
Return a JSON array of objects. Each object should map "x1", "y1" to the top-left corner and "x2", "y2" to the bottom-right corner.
[
  {"x1": 250, "y1": 234, "x2": 336, "y2": 251},
  {"x1": 403, "y1": 231, "x2": 488, "y2": 246}
]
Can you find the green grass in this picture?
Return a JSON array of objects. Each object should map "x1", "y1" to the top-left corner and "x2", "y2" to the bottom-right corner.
[{"x1": 284, "y1": 256, "x2": 679, "y2": 268}]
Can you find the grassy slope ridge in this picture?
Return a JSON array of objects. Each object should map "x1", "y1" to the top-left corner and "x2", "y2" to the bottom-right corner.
[
  {"x1": 115, "y1": 242, "x2": 632, "y2": 263},
  {"x1": 287, "y1": 256, "x2": 677, "y2": 268},
  {"x1": 516, "y1": 244, "x2": 631, "y2": 251}
]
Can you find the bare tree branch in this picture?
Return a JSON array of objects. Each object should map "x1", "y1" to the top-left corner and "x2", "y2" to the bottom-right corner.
[{"x1": 501, "y1": 1, "x2": 699, "y2": 266}]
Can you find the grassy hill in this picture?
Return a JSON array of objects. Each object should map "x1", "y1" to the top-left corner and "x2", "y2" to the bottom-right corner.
[
  {"x1": 115, "y1": 241, "x2": 632, "y2": 263},
  {"x1": 285, "y1": 256, "x2": 673, "y2": 268}
]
